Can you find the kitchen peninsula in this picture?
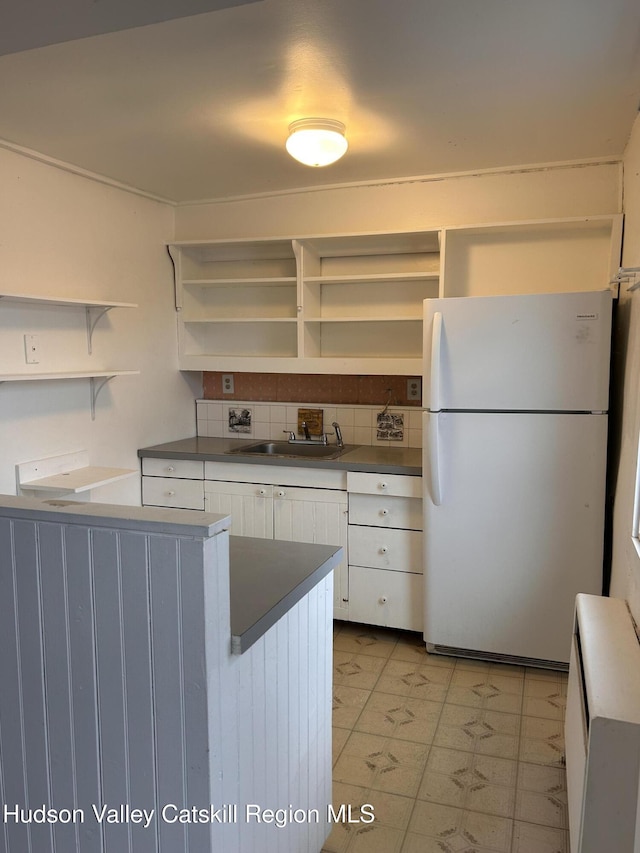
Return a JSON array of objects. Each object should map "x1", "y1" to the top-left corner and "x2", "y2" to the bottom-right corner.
[{"x1": 0, "y1": 494, "x2": 341, "y2": 853}]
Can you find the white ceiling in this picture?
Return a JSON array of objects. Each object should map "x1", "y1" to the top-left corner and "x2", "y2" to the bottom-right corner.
[{"x1": 1, "y1": 0, "x2": 640, "y2": 204}]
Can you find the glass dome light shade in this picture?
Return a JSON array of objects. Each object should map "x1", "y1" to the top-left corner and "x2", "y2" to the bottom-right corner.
[{"x1": 286, "y1": 119, "x2": 348, "y2": 167}]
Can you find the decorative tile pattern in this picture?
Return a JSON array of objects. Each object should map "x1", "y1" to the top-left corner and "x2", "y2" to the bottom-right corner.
[
  {"x1": 406, "y1": 800, "x2": 513, "y2": 852},
  {"x1": 333, "y1": 685, "x2": 372, "y2": 728},
  {"x1": 418, "y1": 747, "x2": 517, "y2": 818},
  {"x1": 511, "y1": 821, "x2": 568, "y2": 852},
  {"x1": 355, "y1": 692, "x2": 443, "y2": 743},
  {"x1": 334, "y1": 652, "x2": 387, "y2": 690},
  {"x1": 446, "y1": 670, "x2": 524, "y2": 714},
  {"x1": 375, "y1": 658, "x2": 453, "y2": 702},
  {"x1": 519, "y1": 717, "x2": 565, "y2": 767},
  {"x1": 333, "y1": 731, "x2": 430, "y2": 797},
  {"x1": 434, "y1": 705, "x2": 521, "y2": 759},
  {"x1": 515, "y1": 763, "x2": 567, "y2": 828},
  {"x1": 522, "y1": 679, "x2": 567, "y2": 721},
  {"x1": 324, "y1": 783, "x2": 413, "y2": 853}
]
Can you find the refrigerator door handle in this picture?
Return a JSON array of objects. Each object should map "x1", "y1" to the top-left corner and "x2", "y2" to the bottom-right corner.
[
  {"x1": 430, "y1": 312, "x2": 443, "y2": 412},
  {"x1": 427, "y1": 413, "x2": 443, "y2": 506}
]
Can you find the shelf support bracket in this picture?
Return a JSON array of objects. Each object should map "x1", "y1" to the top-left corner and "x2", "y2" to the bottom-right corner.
[
  {"x1": 89, "y1": 375, "x2": 115, "y2": 420},
  {"x1": 85, "y1": 306, "x2": 112, "y2": 354}
]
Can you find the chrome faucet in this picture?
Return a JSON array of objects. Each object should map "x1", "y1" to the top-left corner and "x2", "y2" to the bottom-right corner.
[
  {"x1": 301, "y1": 421, "x2": 311, "y2": 441},
  {"x1": 332, "y1": 421, "x2": 344, "y2": 448}
]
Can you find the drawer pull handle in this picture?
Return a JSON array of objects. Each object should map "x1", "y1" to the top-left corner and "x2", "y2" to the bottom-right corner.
[
  {"x1": 379, "y1": 596, "x2": 388, "y2": 604},
  {"x1": 379, "y1": 481, "x2": 388, "y2": 490},
  {"x1": 166, "y1": 466, "x2": 175, "y2": 472},
  {"x1": 379, "y1": 546, "x2": 388, "y2": 554},
  {"x1": 165, "y1": 490, "x2": 176, "y2": 497},
  {"x1": 380, "y1": 508, "x2": 389, "y2": 516}
]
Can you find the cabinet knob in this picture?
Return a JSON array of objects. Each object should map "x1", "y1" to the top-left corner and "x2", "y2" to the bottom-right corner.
[
  {"x1": 379, "y1": 545, "x2": 388, "y2": 554},
  {"x1": 379, "y1": 481, "x2": 388, "y2": 490},
  {"x1": 276, "y1": 489, "x2": 286, "y2": 498},
  {"x1": 258, "y1": 488, "x2": 267, "y2": 496},
  {"x1": 379, "y1": 596, "x2": 388, "y2": 604},
  {"x1": 380, "y1": 508, "x2": 389, "y2": 516},
  {"x1": 166, "y1": 465, "x2": 175, "y2": 472},
  {"x1": 165, "y1": 490, "x2": 175, "y2": 497}
]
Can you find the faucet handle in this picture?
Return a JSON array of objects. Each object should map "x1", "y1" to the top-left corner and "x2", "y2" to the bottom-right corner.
[{"x1": 283, "y1": 430, "x2": 296, "y2": 441}]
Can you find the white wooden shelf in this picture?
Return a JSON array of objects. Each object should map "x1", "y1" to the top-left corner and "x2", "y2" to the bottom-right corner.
[
  {"x1": 20, "y1": 466, "x2": 137, "y2": 494},
  {"x1": 0, "y1": 292, "x2": 137, "y2": 309},
  {"x1": 0, "y1": 291, "x2": 138, "y2": 354},
  {"x1": 0, "y1": 370, "x2": 139, "y2": 419},
  {"x1": 0, "y1": 369, "x2": 138, "y2": 381},
  {"x1": 304, "y1": 272, "x2": 438, "y2": 284},
  {"x1": 182, "y1": 277, "x2": 296, "y2": 287},
  {"x1": 16, "y1": 452, "x2": 137, "y2": 496},
  {"x1": 304, "y1": 316, "x2": 421, "y2": 323},
  {"x1": 183, "y1": 317, "x2": 297, "y2": 324}
]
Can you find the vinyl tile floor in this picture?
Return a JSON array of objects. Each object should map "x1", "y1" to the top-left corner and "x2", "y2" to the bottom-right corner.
[{"x1": 323, "y1": 622, "x2": 569, "y2": 853}]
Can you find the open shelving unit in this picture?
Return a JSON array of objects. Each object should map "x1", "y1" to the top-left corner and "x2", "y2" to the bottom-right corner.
[
  {"x1": 169, "y1": 216, "x2": 622, "y2": 375},
  {"x1": 170, "y1": 230, "x2": 441, "y2": 374},
  {"x1": 0, "y1": 291, "x2": 139, "y2": 418}
]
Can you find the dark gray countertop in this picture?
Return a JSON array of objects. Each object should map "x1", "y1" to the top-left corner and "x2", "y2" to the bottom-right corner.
[
  {"x1": 229, "y1": 536, "x2": 342, "y2": 654},
  {"x1": 139, "y1": 436, "x2": 421, "y2": 476}
]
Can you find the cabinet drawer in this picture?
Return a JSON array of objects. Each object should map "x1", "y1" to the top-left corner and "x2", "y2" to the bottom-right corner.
[
  {"x1": 349, "y1": 493, "x2": 422, "y2": 531},
  {"x1": 349, "y1": 526, "x2": 422, "y2": 573},
  {"x1": 348, "y1": 565, "x2": 423, "y2": 632},
  {"x1": 142, "y1": 457, "x2": 204, "y2": 479},
  {"x1": 347, "y1": 472, "x2": 421, "y2": 499},
  {"x1": 142, "y1": 476, "x2": 204, "y2": 510}
]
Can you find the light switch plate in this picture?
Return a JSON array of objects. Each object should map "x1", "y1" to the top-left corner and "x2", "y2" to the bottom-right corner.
[{"x1": 24, "y1": 334, "x2": 40, "y2": 364}]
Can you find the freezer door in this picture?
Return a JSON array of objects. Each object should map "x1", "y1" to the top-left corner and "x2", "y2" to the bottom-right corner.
[
  {"x1": 422, "y1": 410, "x2": 607, "y2": 663},
  {"x1": 423, "y1": 290, "x2": 612, "y2": 412}
]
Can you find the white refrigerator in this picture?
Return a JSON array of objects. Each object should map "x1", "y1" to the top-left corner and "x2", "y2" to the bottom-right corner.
[{"x1": 422, "y1": 290, "x2": 612, "y2": 666}]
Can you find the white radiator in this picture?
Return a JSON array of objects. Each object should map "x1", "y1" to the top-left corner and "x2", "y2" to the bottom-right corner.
[{"x1": 565, "y1": 594, "x2": 640, "y2": 853}]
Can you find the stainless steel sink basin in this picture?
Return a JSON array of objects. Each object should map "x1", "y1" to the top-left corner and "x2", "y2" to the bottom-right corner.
[{"x1": 226, "y1": 441, "x2": 351, "y2": 460}]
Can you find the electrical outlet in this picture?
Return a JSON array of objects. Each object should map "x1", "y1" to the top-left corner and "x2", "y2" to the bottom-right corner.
[
  {"x1": 407, "y1": 378, "x2": 421, "y2": 401},
  {"x1": 222, "y1": 374, "x2": 235, "y2": 394},
  {"x1": 24, "y1": 334, "x2": 40, "y2": 364}
]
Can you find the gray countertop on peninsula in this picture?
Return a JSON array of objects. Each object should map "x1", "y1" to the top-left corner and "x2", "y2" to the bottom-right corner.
[
  {"x1": 0, "y1": 493, "x2": 341, "y2": 658},
  {"x1": 229, "y1": 536, "x2": 342, "y2": 654},
  {"x1": 138, "y1": 435, "x2": 421, "y2": 476}
]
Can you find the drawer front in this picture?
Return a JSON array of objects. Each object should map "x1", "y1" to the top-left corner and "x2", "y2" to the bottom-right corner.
[
  {"x1": 142, "y1": 476, "x2": 204, "y2": 510},
  {"x1": 205, "y1": 461, "x2": 346, "y2": 490},
  {"x1": 347, "y1": 471, "x2": 421, "y2": 499},
  {"x1": 348, "y1": 566, "x2": 423, "y2": 632},
  {"x1": 142, "y1": 457, "x2": 204, "y2": 480},
  {"x1": 349, "y1": 493, "x2": 423, "y2": 531},
  {"x1": 349, "y1": 526, "x2": 422, "y2": 573}
]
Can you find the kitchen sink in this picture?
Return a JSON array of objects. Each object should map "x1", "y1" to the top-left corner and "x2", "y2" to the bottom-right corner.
[{"x1": 226, "y1": 441, "x2": 351, "y2": 460}]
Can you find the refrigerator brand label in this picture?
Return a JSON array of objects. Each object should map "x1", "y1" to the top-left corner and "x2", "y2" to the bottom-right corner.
[{"x1": 576, "y1": 313, "x2": 598, "y2": 321}]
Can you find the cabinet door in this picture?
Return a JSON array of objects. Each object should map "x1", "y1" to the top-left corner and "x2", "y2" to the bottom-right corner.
[
  {"x1": 349, "y1": 565, "x2": 423, "y2": 632},
  {"x1": 204, "y1": 480, "x2": 273, "y2": 538},
  {"x1": 273, "y1": 486, "x2": 349, "y2": 620}
]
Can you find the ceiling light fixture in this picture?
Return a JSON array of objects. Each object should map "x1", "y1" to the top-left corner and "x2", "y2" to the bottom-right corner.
[{"x1": 285, "y1": 118, "x2": 348, "y2": 167}]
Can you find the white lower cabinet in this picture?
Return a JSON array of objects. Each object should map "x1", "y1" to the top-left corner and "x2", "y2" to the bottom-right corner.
[
  {"x1": 347, "y1": 471, "x2": 423, "y2": 632},
  {"x1": 348, "y1": 565, "x2": 423, "y2": 632},
  {"x1": 141, "y1": 458, "x2": 205, "y2": 510},
  {"x1": 204, "y1": 472, "x2": 349, "y2": 620},
  {"x1": 141, "y1": 457, "x2": 423, "y2": 627}
]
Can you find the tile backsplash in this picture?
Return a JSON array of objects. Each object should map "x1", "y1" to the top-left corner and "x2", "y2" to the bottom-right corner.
[{"x1": 197, "y1": 400, "x2": 422, "y2": 448}]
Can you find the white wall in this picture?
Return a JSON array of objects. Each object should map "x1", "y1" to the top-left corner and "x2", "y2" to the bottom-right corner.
[
  {"x1": 610, "y1": 116, "x2": 640, "y2": 621},
  {"x1": 175, "y1": 162, "x2": 621, "y2": 239},
  {"x1": 0, "y1": 147, "x2": 200, "y2": 504}
]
